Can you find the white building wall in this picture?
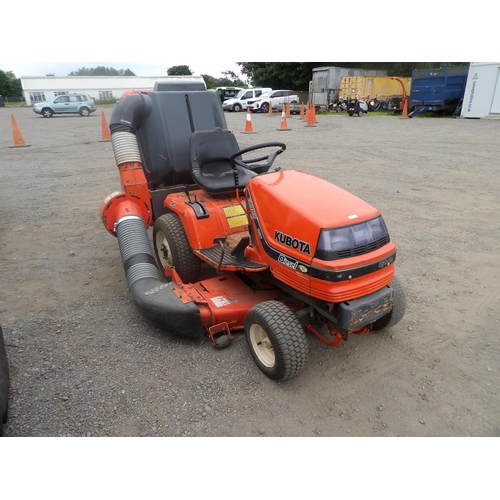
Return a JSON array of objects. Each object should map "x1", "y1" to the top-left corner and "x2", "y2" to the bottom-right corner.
[
  {"x1": 461, "y1": 62, "x2": 500, "y2": 118},
  {"x1": 19, "y1": 76, "x2": 178, "y2": 104}
]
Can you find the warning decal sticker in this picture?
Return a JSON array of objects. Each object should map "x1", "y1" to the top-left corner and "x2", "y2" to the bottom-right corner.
[
  {"x1": 223, "y1": 205, "x2": 248, "y2": 229},
  {"x1": 211, "y1": 296, "x2": 232, "y2": 307}
]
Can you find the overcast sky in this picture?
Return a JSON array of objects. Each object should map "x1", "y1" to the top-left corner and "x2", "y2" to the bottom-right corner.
[
  {"x1": 0, "y1": 61, "x2": 245, "y2": 80},
  {"x1": 0, "y1": 2, "x2": 493, "y2": 81}
]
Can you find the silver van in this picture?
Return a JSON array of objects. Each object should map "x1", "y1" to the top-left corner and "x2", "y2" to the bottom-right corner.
[{"x1": 222, "y1": 87, "x2": 272, "y2": 112}]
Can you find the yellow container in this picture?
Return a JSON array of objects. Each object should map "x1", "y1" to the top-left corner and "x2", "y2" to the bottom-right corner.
[{"x1": 339, "y1": 76, "x2": 412, "y2": 100}]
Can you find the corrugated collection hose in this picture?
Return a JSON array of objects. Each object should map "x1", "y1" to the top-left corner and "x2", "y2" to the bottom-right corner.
[{"x1": 116, "y1": 215, "x2": 161, "y2": 289}]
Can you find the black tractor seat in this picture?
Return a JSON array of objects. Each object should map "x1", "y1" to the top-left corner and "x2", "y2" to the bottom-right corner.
[{"x1": 189, "y1": 128, "x2": 256, "y2": 197}]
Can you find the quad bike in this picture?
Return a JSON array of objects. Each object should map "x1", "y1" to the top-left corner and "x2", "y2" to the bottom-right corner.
[
  {"x1": 100, "y1": 79, "x2": 406, "y2": 381},
  {"x1": 347, "y1": 98, "x2": 369, "y2": 117},
  {"x1": 329, "y1": 97, "x2": 347, "y2": 113},
  {"x1": 362, "y1": 95, "x2": 382, "y2": 112}
]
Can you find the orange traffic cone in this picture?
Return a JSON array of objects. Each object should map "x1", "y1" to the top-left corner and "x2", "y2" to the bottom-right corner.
[
  {"x1": 9, "y1": 114, "x2": 31, "y2": 148},
  {"x1": 99, "y1": 111, "x2": 111, "y2": 142},
  {"x1": 276, "y1": 107, "x2": 291, "y2": 131},
  {"x1": 286, "y1": 102, "x2": 291, "y2": 118},
  {"x1": 305, "y1": 104, "x2": 317, "y2": 127},
  {"x1": 299, "y1": 103, "x2": 305, "y2": 119},
  {"x1": 311, "y1": 103, "x2": 317, "y2": 123},
  {"x1": 242, "y1": 107, "x2": 256, "y2": 134},
  {"x1": 268, "y1": 101, "x2": 273, "y2": 116}
]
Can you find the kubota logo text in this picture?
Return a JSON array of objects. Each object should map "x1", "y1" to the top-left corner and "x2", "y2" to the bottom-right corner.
[{"x1": 274, "y1": 230, "x2": 311, "y2": 255}]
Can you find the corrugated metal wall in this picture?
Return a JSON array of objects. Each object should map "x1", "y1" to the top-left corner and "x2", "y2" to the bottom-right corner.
[{"x1": 339, "y1": 76, "x2": 412, "y2": 99}]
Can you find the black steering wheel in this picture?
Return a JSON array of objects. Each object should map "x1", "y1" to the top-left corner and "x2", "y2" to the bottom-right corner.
[{"x1": 229, "y1": 142, "x2": 286, "y2": 173}]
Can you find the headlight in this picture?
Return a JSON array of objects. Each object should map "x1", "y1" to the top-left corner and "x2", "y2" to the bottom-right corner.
[{"x1": 315, "y1": 216, "x2": 390, "y2": 260}]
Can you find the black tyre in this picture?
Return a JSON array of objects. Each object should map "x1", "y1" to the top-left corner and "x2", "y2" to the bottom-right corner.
[
  {"x1": 233, "y1": 103, "x2": 242, "y2": 112},
  {"x1": 245, "y1": 301, "x2": 309, "y2": 381},
  {"x1": 79, "y1": 107, "x2": 90, "y2": 117},
  {"x1": 42, "y1": 108, "x2": 53, "y2": 118},
  {"x1": 372, "y1": 276, "x2": 407, "y2": 331},
  {"x1": 0, "y1": 326, "x2": 10, "y2": 437},
  {"x1": 261, "y1": 102, "x2": 270, "y2": 113},
  {"x1": 153, "y1": 213, "x2": 201, "y2": 283}
]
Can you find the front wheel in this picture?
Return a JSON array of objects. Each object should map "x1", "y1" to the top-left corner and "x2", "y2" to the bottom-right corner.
[
  {"x1": 153, "y1": 213, "x2": 201, "y2": 283},
  {"x1": 245, "y1": 301, "x2": 309, "y2": 381},
  {"x1": 372, "y1": 276, "x2": 407, "y2": 331},
  {"x1": 42, "y1": 108, "x2": 53, "y2": 118},
  {"x1": 233, "y1": 103, "x2": 242, "y2": 112},
  {"x1": 260, "y1": 102, "x2": 269, "y2": 113}
]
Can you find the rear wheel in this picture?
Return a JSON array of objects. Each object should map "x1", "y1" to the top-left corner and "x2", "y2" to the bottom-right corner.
[
  {"x1": 42, "y1": 108, "x2": 53, "y2": 118},
  {"x1": 372, "y1": 276, "x2": 407, "y2": 331},
  {"x1": 153, "y1": 213, "x2": 201, "y2": 283},
  {"x1": 245, "y1": 301, "x2": 309, "y2": 381},
  {"x1": 79, "y1": 107, "x2": 90, "y2": 116}
]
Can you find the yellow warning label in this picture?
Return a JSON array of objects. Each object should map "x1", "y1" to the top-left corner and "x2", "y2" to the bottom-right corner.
[{"x1": 223, "y1": 205, "x2": 248, "y2": 229}]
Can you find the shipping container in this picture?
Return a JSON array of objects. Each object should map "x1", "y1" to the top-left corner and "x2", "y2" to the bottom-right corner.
[
  {"x1": 311, "y1": 66, "x2": 387, "y2": 108},
  {"x1": 461, "y1": 62, "x2": 500, "y2": 118},
  {"x1": 409, "y1": 66, "x2": 469, "y2": 116},
  {"x1": 339, "y1": 76, "x2": 411, "y2": 100}
]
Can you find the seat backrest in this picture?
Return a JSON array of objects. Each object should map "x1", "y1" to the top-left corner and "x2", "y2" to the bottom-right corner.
[
  {"x1": 135, "y1": 90, "x2": 228, "y2": 190},
  {"x1": 189, "y1": 128, "x2": 256, "y2": 197}
]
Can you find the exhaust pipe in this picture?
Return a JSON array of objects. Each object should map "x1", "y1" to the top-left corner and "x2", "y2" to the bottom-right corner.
[{"x1": 102, "y1": 93, "x2": 205, "y2": 340}]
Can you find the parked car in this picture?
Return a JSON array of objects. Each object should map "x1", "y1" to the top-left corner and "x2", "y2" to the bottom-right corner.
[
  {"x1": 222, "y1": 87, "x2": 272, "y2": 112},
  {"x1": 216, "y1": 86, "x2": 244, "y2": 103},
  {"x1": 33, "y1": 93, "x2": 97, "y2": 118},
  {"x1": 248, "y1": 90, "x2": 299, "y2": 113}
]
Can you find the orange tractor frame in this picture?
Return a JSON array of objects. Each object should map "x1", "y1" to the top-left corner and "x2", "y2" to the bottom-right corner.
[{"x1": 100, "y1": 78, "x2": 406, "y2": 381}]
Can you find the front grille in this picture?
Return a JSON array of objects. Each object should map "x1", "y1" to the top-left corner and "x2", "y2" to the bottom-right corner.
[{"x1": 336, "y1": 235, "x2": 390, "y2": 260}]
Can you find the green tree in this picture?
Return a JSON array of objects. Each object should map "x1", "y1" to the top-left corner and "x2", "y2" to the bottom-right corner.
[
  {"x1": 201, "y1": 71, "x2": 246, "y2": 89},
  {"x1": 0, "y1": 69, "x2": 22, "y2": 97},
  {"x1": 201, "y1": 74, "x2": 216, "y2": 89},
  {"x1": 68, "y1": 66, "x2": 136, "y2": 76},
  {"x1": 237, "y1": 62, "x2": 470, "y2": 88},
  {"x1": 167, "y1": 65, "x2": 193, "y2": 76}
]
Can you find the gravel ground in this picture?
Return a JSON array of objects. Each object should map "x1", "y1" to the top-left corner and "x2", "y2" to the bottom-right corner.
[{"x1": 1, "y1": 105, "x2": 499, "y2": 440}]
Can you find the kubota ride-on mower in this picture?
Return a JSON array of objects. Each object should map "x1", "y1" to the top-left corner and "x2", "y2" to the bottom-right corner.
[{"x1": 100, "y1": 78, "x2": 406, "y2": 381}]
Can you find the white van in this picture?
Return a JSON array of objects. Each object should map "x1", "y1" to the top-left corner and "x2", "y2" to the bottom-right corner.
[{"x1": 222, "y1": 87, "x2": 272, "y2": 112}]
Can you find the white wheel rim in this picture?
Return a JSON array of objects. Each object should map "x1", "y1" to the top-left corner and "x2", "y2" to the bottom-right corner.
[
  {"x1": 155, "y1": 231, "x2": 173, "y2": 267},
  {"x1": 249, "y1": 324, "x2": 275, "y2": 368}
]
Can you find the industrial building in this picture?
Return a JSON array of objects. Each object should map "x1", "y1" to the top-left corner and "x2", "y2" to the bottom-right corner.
[{"x1": 19, "y1": 76, "x2": 171, "y2": 105}]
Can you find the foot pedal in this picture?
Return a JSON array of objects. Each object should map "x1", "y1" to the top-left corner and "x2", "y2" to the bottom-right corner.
[{"x1": 231, "y1": 236, "x2": 250, "y2": 262}]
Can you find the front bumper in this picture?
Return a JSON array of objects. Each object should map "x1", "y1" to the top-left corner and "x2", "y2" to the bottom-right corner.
[{"x1": 335, "y1": 284, "x2": 394, "y2": 332}]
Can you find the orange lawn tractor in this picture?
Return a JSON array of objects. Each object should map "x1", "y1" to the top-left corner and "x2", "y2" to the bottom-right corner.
[{"x1": 100, "y1": 78, "x2": 406, "y2": 381}]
